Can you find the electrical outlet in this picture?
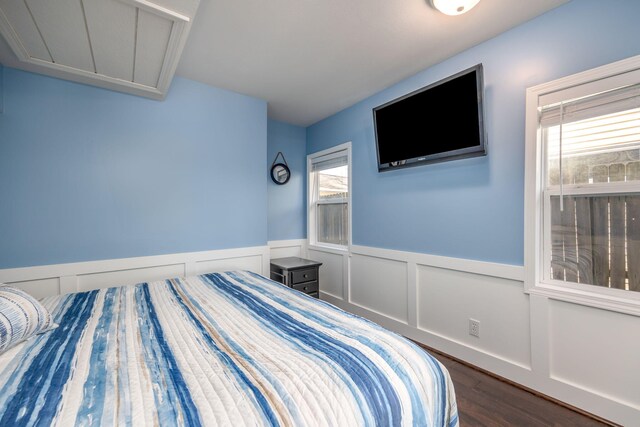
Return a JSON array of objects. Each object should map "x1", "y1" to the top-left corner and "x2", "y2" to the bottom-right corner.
[{"x1": 469, "y1": 318, "x2": 480, "y2": 338}]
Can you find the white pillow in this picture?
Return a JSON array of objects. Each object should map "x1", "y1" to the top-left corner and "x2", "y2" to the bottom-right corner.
[{"x1": 0, "y1": 286, "x2": 57, "y2": 354}]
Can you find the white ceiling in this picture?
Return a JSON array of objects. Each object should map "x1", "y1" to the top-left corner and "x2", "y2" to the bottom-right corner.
[
  {"x1": 0, "y1": 0, "x2": 568, "y2": 127},
  {"x1": 176, "y1": 0, "x2": 568, "y2": 126}
]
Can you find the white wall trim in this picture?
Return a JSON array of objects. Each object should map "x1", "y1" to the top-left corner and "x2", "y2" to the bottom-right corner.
[
  {"x1": 308, "y1": 243, "x2": 347, "y2": 256},
  {"x1": 268, "y1": 239, "x2": 307, "y2": 251},
  {"x1": 120, "y1": 0, "x2": 190, "y2": 22},
  {"x1": 351, "y1": 245, "x2": 524, "y2": 281},
  {"x1": 268, "y1": 239, "x2": 307, "y2": 260},
  {"x1": 313, "y1": 242, "x2": 638, "y2": 425},
  {"x1": 0, "y1": 245, "x2": 270, "y2": 298}
]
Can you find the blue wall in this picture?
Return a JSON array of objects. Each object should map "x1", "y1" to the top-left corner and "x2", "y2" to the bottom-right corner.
[
  {"x1": 0, "y1": 68, "x2": 267, "y2": 268},
  {"x1": 0, "y1": 64, "x2": 4, "y2": 113},
  {"x1": 306, "y1": 0, "x2": 640, "y2": 266},
  {"x1": 267, "y1": 119, "x2": 306, "y2": 241}
]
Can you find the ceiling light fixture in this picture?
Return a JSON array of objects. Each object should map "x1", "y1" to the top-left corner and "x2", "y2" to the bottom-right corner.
[{"x1": 431, "y1": 0, "x2": 481, "y2": 16}]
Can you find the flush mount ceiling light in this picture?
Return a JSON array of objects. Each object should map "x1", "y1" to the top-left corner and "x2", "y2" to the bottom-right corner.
[{"x1": 431, "y1": 0, "x2": 481, "y2": 15}]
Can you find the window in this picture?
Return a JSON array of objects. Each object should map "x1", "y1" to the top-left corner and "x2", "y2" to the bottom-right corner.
[
  {"x1": 525, "y1": 55, "x2": 640, "y2": 314},
  {"x1": 308, "y1": 142, "x2": 351, "y2": 249}
]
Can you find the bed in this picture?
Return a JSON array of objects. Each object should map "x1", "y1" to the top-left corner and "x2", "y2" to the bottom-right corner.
[{"x1": 0, "y1": 271, "x2": 458, "y2": 426}]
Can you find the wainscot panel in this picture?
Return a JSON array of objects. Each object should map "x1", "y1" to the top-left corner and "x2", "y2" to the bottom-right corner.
[
  {"x1": 6, "y1": 277, "x2": 60, "y2": 300},
  {"x1": 350, "y1": 253, "x2": 408, "y2": 323},
  {"x1": 548, "y1": 299, "x2": 640, "y2": 409},
  {"x1": 78, "y1": 264, "x2": 185, "y2": 292},
  {"x1": 0, "y1": 246, "x2": 270, "y2": 297},
  {"x1": 196, "y1": 256, "x2": 263, "y2": 276},
  {"x1": 308, "y1": 247, "x2": 345, "y2": 300},
  {"x1": 417, "y1": 265, "x2": 531, "y2": 369},
  {"x1": 268, "y1": 239, "x2": 307, "y2": 260}
]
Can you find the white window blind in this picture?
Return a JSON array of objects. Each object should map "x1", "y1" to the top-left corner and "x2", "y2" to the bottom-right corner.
[
  {"x1": 541, "y1": 83, "x2": 640, "y2": 126},
  {"x1": 310, "y1": 152, "x2": 348, "y2": 172},
  {"x1": 541, "y1": 83, "x2": 640, "y2": 160}
]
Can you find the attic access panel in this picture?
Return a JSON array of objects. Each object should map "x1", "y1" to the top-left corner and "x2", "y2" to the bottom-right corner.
[{"x1": 0, "y1": 0, "x2": 199, "y2": 99}]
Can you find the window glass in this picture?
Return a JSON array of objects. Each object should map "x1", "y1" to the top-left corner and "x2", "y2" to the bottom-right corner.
[
  {"x1": 318, "y1": 165, "x2": 348, "y2": 199},
  {"x1": 309, "y1": 148, "x2": 350, "y2": 248},
  {"x1": 548, "y1": 194, "x2": 640, "y2": 291},
  {"x1": 545, "y1": 108, "x2": 640, "y2": 186},
  {"x1": 541, "y1": 100, "x2": 640, "y2": 293}
]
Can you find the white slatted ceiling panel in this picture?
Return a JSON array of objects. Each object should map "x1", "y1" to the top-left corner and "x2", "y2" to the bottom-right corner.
[
  {"x1": 134, "y1": 9, "x2": 172, "y2": 87},
  {"x1": 26, "y1": 0, "x2": 95, "y2": 72},
  {"x1": 83, "y1": 0, "x2": 136, "y2": 81},
  {"x1": 0, "y1": 0, "x2": 198, "y2": 98},
  {"x1": 0, "y1": 0, "x2": 51, "y2": 61}
]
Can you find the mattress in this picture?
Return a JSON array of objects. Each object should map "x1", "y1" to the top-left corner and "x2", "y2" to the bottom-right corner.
[{"x1": 0, "y1": 271, "x2": 458, "y2": 426}]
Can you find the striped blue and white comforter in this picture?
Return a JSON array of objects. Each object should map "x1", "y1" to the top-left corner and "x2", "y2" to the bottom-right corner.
[{"x1": 0, "y1": 271, "x2": 458, "y2": 426}]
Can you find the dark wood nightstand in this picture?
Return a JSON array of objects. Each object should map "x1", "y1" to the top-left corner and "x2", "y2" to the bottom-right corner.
[{"x1": 270, "y1": 257, "x2": 322, "y2": 298}]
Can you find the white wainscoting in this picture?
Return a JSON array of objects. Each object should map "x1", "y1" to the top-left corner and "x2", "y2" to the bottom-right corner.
[
  {"x1": 2, "y1": 239, "x2": 637, "y2": 423},
  {"x1": 268, "y1": 239, "x2": 307, "y2": 259},
  {"x1": 308, "y1": 246, "x2": 347, "y2": 300},
  {"x1": 309, "y1": 243, "x2": 639, "y2": 425},
  {"x1": 0, "y1": 246, "x2": 270, "y2": 298},
  {"x1": 351, "y1": 253, "x2": 408, "y2": 323}
]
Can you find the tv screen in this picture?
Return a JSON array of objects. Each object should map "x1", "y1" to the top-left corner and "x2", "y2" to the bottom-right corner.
[{"x1": 373, "y1": 64, "x2": 486, "y2": 171}]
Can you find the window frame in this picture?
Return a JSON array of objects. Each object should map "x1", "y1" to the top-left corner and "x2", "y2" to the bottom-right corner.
[
  {"x1": 524, "y1": 55, "x2": 640, "y2": 317},
  {"x1": 307, "y1": 142, "x2": 352, "y2": 252}
]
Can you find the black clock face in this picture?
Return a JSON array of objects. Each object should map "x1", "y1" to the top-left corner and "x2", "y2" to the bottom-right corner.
[{"x1": 271, "y1": 163, "x2": 291, "y2": 185}]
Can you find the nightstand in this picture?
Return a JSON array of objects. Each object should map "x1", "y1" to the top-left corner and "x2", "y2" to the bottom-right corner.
[{"x1": 270, "y1": 257, "x2": 322, "y2": 298}]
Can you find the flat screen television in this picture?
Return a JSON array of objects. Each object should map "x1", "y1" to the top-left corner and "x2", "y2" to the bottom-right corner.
[{"x1": 373, "y1": 64, "x2": 487, "y2": 171}]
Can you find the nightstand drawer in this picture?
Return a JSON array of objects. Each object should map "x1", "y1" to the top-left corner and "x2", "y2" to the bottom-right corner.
[
  {"x1": 291, "y1": 268, "x2": 317, "y2": 284},
  {"x1": 292, "y1": 281, "x2": 318, "y2": 294}
]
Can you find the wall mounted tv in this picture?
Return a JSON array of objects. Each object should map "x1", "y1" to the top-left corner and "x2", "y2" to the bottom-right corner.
[{"x1": 373, "y1": 64, "x2": 487, "y2": 172}]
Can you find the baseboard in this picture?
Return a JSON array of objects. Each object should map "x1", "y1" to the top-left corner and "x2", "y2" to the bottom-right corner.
[{"x1": 0, "y1": 245, "x2": 270, "y2": 298}]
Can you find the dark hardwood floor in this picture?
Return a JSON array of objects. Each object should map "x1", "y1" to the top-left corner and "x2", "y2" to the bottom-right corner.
[{"x1": 420, "y1": 346, "x2": 613, "y2": 426}]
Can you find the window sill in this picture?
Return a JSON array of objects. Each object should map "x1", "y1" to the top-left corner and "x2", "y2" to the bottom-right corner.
[
  {"x1": 528, "y1": 282, "x2": 640, "y2": 317},
  {"x1": 307, "y1": 243, "x2": 349, "y2": 255}
]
